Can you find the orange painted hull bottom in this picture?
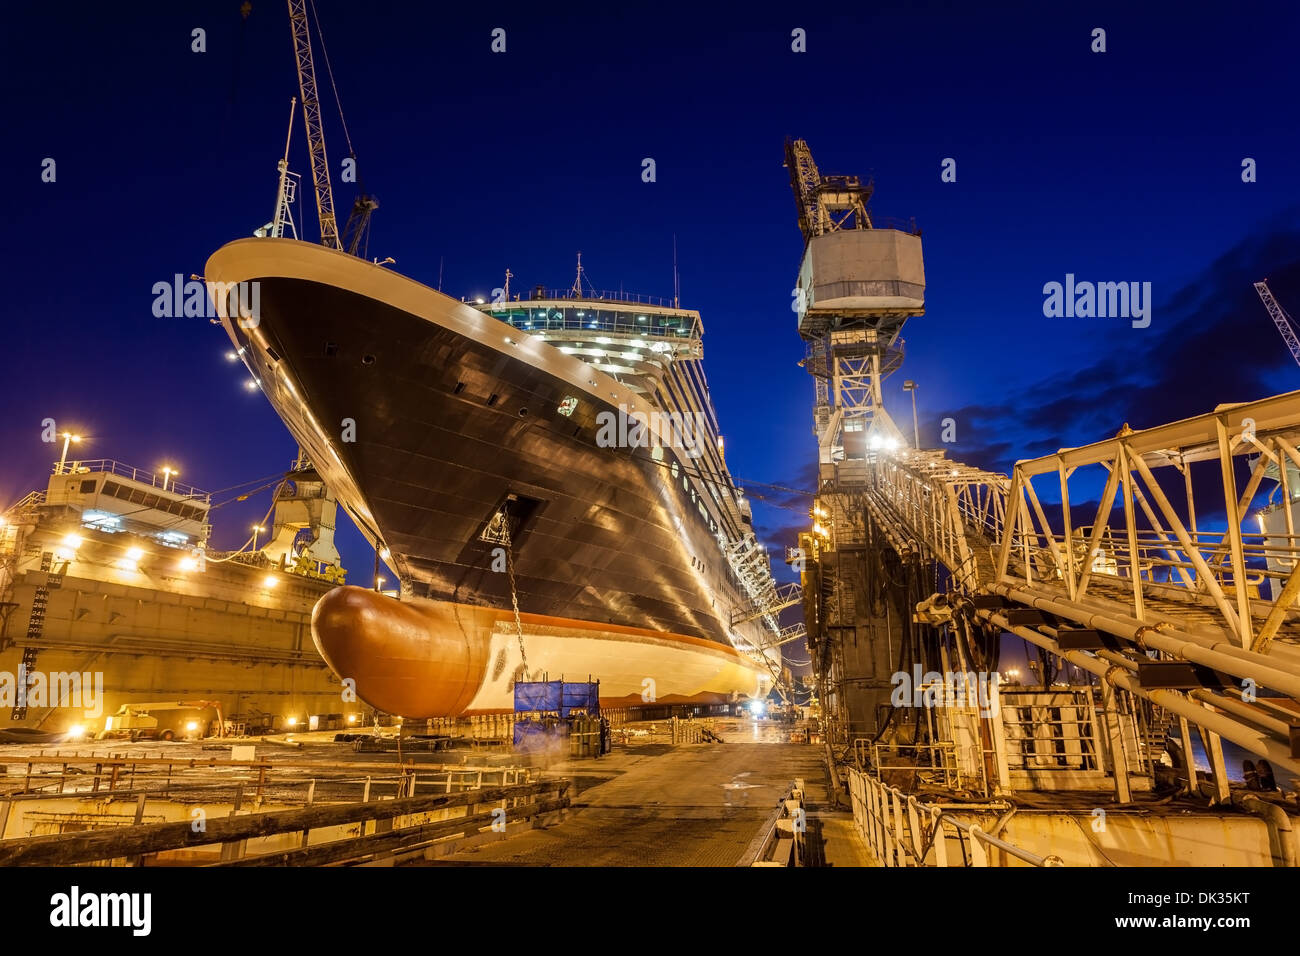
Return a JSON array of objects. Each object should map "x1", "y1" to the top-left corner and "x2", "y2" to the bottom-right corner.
[{"x1": 311, "y1": 586, "x2": 768, "y2": 718}]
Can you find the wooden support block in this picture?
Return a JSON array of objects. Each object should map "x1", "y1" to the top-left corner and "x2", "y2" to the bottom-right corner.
[
  {"x1": 1137, "y1": 662, "x2": 1232, "y2": 690},
  {"x1": 1055, "y1": 627, "x2": 1119, "y2": 650},
  {"x1": 1003, "y1": 608, "x2": 1049, "y2": 628}
]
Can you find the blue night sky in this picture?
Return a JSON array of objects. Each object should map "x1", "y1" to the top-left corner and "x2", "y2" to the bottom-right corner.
[{"x1": 4, "y1": 0, "x2": 1299, "y2": 606}]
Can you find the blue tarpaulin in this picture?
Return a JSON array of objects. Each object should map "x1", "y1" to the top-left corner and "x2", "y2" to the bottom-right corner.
[
  {"x1": 512, "y1": 719, "x2": 564, "y2": 750},
  {"x1": 513, "y1": 679, "x2": 600, "y2": 716}
]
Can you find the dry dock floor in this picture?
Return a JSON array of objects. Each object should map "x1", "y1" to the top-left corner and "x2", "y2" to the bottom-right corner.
[{"x1": 417, "y1": 718, "x2": 872, "y2": 867}]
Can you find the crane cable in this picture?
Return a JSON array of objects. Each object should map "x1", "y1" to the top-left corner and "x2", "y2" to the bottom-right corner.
[
  {"x1": 306, "y1": 0, "x2": 355, "y2": 157},
  {"x1": 306, "y1": 0, "x2": 371, "y2": 239}
]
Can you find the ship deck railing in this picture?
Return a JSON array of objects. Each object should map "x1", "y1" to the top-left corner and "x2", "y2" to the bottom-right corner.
[
  {"x1": 489, "y1": 310, "x2": 700, "y2": 340},
  {"x1": 490, "y1": 288, "x2": 686, "y2": 309},
  {"x1": 3, "y1": 490, "x2": 47, "y2": 516},
  {"x1": 54, "y1": 459, "x2": 209, "y2": 502}
]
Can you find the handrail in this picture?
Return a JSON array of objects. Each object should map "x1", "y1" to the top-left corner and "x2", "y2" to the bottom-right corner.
[
  {"x1": 489, "y1": 289, "x2": 684, "y2": 309},
  {"x1": 52, "y1": 459, "x2": 209, "y2": 501},
  {"x1": 848, "y1": 769, "x2": 1063, "y2": 867}
]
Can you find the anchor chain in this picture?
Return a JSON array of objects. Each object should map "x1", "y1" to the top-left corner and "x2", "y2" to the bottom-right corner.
[{"x1": 500, "y1": 503, "x2": 527, "y2": 674}]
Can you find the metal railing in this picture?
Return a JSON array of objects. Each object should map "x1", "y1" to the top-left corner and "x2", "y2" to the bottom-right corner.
[
  {"x1": 864, "y1": 740, "x2": 962, "y2": 789},
  {"x1": 53, "y1": 459, "x2": 208, "y2": 501},
  {"x1": 0, "y1": 762, "x2": 567, "y2": 866},
  {"x1": 490, "y1": 288, "x2": 684, "y2": 309},
  {"x1": 848, "y1": 770, "x2": 1063, "y2": 867},
  {"x1": 998, "y1": 689, "x2": 1103, "y2": 773},
  {"x1": 3, "y1": 491, "x2": 46, "y2": 516},
  {"x1": 489, "y1": 307, "x2": 700, "y2": 340}
]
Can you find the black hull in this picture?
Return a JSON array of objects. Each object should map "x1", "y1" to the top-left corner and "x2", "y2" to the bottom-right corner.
[{"x1": 220, "y1": 257, "x2": 756, "y2": 651}]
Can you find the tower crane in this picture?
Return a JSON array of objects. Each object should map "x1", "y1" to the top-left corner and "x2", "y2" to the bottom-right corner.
[
  {"x1": 1255, "y1": 280, "x2": 1300, "y2": 369},
  {"x1": 284, "y1": 0, "x2": 376, "y2": 254}
]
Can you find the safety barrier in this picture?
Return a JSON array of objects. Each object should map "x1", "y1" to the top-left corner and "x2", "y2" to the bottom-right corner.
[{"x1": 848, "y1": 769, "x2": 1062, "y2": 867}]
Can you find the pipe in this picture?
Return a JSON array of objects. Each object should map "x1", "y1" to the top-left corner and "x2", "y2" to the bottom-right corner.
[
  {"x1": 979, "y1": 610, "x2": 1300, "y2": 778},
  {"x1": 1187, "y1": 689, "x2": 1296, "y2": 740},
  {"x1": 1092, "y1": 647, "x2": 1298, "y2": 739},
  {"x1": 1230, "y1": 791, "x2": 1297, "y2": 867},
  {"x1": 988, "y1": 583, "x2": 1300, "y2": 699}
]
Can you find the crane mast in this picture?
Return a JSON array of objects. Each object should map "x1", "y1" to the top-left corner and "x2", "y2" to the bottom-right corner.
[
  {"x1": 1255, "y1": 280, "x2": 1300, "y2": 369},
  {"x1": 287, "y1": 0, "x2": 339, "y2": 250}
]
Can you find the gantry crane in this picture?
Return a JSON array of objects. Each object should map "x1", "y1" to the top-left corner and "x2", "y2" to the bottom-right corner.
[{"x1": 1255, "y1": 280, "x2": 1300, "y2": 369}]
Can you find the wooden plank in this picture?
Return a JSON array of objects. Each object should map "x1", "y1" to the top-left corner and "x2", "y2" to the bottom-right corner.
[{"x1": 0, "y1": 780, "x2": 567, "y2": 866}]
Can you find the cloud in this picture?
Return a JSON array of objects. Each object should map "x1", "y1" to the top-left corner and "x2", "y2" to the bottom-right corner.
[{"x1": 946, "y1": 213, "x2": 1300, "y2": 476}]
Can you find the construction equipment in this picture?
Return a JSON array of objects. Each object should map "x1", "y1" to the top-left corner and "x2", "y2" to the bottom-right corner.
[
  {"x1": 1255, "y1": 280, "x2": 1300, "y2": 369},
  {"x1": 785, "y1": 138, "x2": 925, "y2": 467},
  {"x1": 284, "y1": 0, "x2": 376, "y2": 252},
  {"x1": 787, "y1": 141, "x2": 1300, "y2": 805},
  {"x1": 98, "y1": 700, "x2": 226, "y2": 742}
]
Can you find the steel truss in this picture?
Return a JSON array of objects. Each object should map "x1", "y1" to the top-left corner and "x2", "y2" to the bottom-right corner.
[{"x1": 838, "y1": 390, "x2": 1300, "y2": 783}]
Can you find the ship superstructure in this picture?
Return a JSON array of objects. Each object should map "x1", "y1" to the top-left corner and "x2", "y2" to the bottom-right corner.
[
  {"x1": 477, "y1": 285, "x2": 789, "y2": 661},
  {"x1": 0, "y1": 457, "x2": 351, "y2": 733}
]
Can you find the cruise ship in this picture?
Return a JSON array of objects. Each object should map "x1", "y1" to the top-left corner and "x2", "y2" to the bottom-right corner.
[{"x1": 204, "y1": 238, "x2": 785, "y2": 717}]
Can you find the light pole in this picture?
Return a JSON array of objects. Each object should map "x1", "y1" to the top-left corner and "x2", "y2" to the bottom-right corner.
[
  {"x1": 902, "y1": 381, "x2": 919, "y2": 448},
  {"x1": 161, "y1": 466, "x2": 178, "y2": 492},
  {"x1": 58, "y1": 432, "x2": 81, "y2": 473},
  {"x1": 251, "y1": 524, "x2": 265, "y2": 551}
]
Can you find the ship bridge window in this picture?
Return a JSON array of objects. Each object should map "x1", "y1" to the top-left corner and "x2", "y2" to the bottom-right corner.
[
  {"x1": 671, "y1": 461, "x2": 679, "y2": 478},
  {"x1": 102, "y1": 480, "x2": 205, "y2": 523},
  {"x1": 79, "y1": 479, "x2": 97, "y2": 493}
]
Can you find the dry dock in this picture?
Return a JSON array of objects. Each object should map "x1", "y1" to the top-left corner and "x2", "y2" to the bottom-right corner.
[
  {"x1": 0, "y1": 718, "x2": 864, "y2": 867},
  {"x1": 421, "y1": 718, "x2": 870, "y2": 867}
]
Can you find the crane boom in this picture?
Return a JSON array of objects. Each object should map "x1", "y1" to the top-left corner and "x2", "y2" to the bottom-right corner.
[
  {"x1": 287, "y1": 0, "x2": 338, "y2": 249},
  {"x1": 1255, "y1": 280, "x2": 1300, "y2": 369},
  {"x1": 783, "y1": 138, "x2": 873, "y2": 243}
]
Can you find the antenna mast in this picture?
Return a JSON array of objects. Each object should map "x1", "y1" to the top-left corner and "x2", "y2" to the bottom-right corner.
[
  {"x1": 270, "y1": 97, "x2": 299, "y2": 239},
  {"x1": 673, "y1": 234, "x2": 680, "y2": 308},
  {"x1": 570, "y1": 252, "x2": 585, "y2": 298}
]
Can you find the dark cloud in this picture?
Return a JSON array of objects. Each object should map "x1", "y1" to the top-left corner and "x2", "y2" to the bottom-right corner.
[{"x1": 945, "y1": 212, "x2": 1300, "y2": 477}]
